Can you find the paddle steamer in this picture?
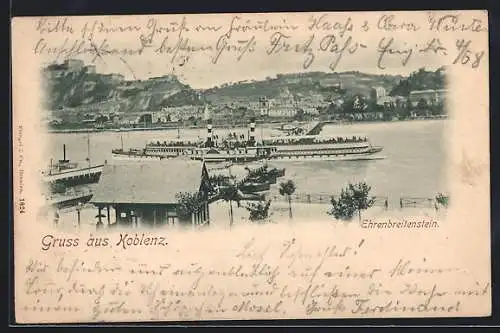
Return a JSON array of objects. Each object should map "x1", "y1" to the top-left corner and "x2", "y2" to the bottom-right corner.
[
  {"x1": 111, "y1": 119, "x2": 384, "y2": 163},
  {"x1": 187, "y1": 119, "x2": 384, "y2": 163}
]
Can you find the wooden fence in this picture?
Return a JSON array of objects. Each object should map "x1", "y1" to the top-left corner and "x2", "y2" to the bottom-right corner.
[
  {"x1": 399, "y1": 196, "x2": 438, "y2": 209},
  {"x1": 264, "y1": 192, "x2": 388, "y2": 208},
  {"x1": 263, "y1": 193, "x2": 439, "y2": 210}
]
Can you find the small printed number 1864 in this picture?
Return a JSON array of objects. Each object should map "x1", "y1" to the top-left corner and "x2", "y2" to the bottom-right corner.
[{"x1": 19, "y1": 198, "x2": 26, "y2": 214}]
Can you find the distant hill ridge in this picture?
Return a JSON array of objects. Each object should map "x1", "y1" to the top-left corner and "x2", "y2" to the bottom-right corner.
[
  {"x1": 389, "y1": 67, "x2": 447, "y2": 96},
  {"x1": 42, "y1": 60, "x2": 446, "y2": 114}
]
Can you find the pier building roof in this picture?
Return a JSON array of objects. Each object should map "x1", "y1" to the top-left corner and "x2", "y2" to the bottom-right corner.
[{"x1": 91, "y1": 160, "x2": 208, "y2": 205}]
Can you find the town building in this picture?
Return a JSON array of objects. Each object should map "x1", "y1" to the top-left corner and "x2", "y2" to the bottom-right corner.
[
  {"x1": 259, "y1": 88, "x2": 300, "y2": 118},
  {"x1": 203, "y1": 104, "x2": 211, "y2": 121},
  {"x1": 42, "y1": 59, "x2": 107, "y2": 80},
  {"x1": 259, "y1": 96, "x2": 271, "y2": 116},
  {"x1": 376, "y1": 95, "x2": 395, "y2": 107},
  {"x1": 275, "y1": 87, "x2": 295, "y2": 106},
  {"x1": 370, "y1": 86, "x2": 387, "y2": 104},
  {"x1": 64, "y1": 59, "x2": 85, "y2": 72},
  {"x1": 408, "y1": 89, "x2": 448, "y2": 107},
  {"x1": 267, "y1": 106, "x2": 297, "y2": 118},
  {"x1": 319, "y1": 78, "x2": 343, "y2": 90},
  {"x1": 91, "y1": 160, "x2": 212, "y2": 228},
  {"x1": 295, "y1": 93, "x2": 328, "y2": 112},
  {"x1": 118, "y1": 114, "x2": 142, "y2": 126},
  {"x1": 160, "y1": 105, "x2": 202, "y2": 122},
  {"x1": 393, "y1": 96, "x2": 408, "y2": 108},
  {"x1": 84, "y1": 65, "x2": 96, "y2": 74}
]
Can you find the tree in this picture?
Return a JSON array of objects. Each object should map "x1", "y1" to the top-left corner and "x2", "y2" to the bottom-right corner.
[
  {"x1": 328, "y1": 181, "x2": 375, "y2": 221},
  {"x1": 417, "y1": 98, "x2": 428, "y2": 110},
  {"x1": 389, "y1": 67, "x2": 446, "y2": 97},
  {"x1": 342, "y1": 95, "x2": 368, "y2": 114},
  {"x1": 175, "y1": 191, "x2": 203, "y2": 224},
  {"x1": 51, "y1": 182, "x2": 67, "y2": 194},
  {"x1": 395, "y1": 106, "x2": 410, "y2": 120},
  {"x1": 430, "y1": 102, "x2": 445, "y2": 116},
  {"x1": 219, "y1": 184, "x2": 241, "y2": 229},
  {"x1": 294, "y1": 109, "x2": 305, "y2": 121},
  {"x1": 435, "y1": 193, "x2": 449, "y2": 208},
  {"x1": 246, "y1": 200, "x2": 272, "y2": 222},
  {"x1": 279, "y1": 180, "x2": 296, "y2": 219}
]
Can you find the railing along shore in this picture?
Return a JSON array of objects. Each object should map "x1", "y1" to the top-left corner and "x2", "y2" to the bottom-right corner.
[{"x1": 264, "y1": 193, "x2": 442, "y2": 210}]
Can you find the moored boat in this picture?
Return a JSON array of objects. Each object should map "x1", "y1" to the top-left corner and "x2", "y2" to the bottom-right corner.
[
  {"x1": 239, "y1": 182, "x2": 271, "y2": 194},
  {"x1": 43, "y1": 144, "x2": 103, "y2": 187},
  {"x1": 43, "y1": 187, "x2": 94, "y2": 209},
  {"x1": 112, "y1": 137, "x2": 204, "y2": 161}
]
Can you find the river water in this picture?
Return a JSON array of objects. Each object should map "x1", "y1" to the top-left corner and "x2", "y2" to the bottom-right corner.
[{"x1": 45, "y1": 119, "x2": 448, "y2": 203}]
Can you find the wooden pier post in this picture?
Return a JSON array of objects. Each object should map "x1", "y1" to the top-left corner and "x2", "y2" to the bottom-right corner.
[
  {"x1": 206, "y1": 202, "x2": 210, "y2": 225},
  {"x1": 96, "y1": 206, "x2": 104, "y2": 230},
  {"x1": 106, "y1": 206, "x2": 110, "y2": 225}
]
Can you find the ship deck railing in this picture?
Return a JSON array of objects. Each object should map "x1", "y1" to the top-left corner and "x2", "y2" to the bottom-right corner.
[
  {"x1": 261, "y1": 137, "x2": 369, "y2": 146},
  {"x1": 146, "y1": 141, "x2": 203, "y2": 147},
  {"x1": 44, "y1": 162, "x2": 79, "y2": 174},
  {"x1": 42, "y1": 164, "x2": 104, "y2": 182},
  {"x1": 205, "y1": 135, "x2": 371, "y2": 150},
  {"x1": 44, "y1": 187, "x2": 94, "y2": 203}
]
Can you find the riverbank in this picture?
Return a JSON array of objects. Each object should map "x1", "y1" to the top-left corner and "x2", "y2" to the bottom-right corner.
[
  {"x1": 47, "y1": 116, "x2": 447, "y2": 134},
  {"x1": 47, "y1": 122, "x2": 280, "y2": 134},
  {"x1": 43, "y1": 199, "x2": 446, "y2": 234}
]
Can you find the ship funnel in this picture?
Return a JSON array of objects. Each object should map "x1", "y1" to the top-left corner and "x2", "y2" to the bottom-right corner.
[
  {"x1": 60, "y1": 144, "x2": 69, "y2": 163},
  {"x1": 248, "y1": 117, "x2": 256, "y2": 145}
]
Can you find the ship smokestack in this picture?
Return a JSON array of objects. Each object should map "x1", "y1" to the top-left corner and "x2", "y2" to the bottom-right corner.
[
  {"x1": 60, "y1": 144, "x2": 69, "y2": 163},
  {"x1": 206, "y1": 119, "x2": 213, "y2": 148},
  {"x1": 248, "y1": 117, "x2": 256, "y2": 146}
]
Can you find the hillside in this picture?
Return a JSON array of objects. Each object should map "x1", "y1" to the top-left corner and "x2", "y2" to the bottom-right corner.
[
  {"x1": 389, "y1": 67, "x2": 447, "y2": 96},
  {"x1": 41, "y1": 63, "x2": 192, "y2": 113},
  {"x1": 204, "y1": 71, "x2": 404, "y2": 102},
  {"x1": 42, "y1": 60, "x2": 408, "y2": 116}
]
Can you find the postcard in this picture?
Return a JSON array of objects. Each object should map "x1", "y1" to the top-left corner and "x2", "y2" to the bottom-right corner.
[{"x1": 11, "y1": 10, "x2": 490, "y2": 323}]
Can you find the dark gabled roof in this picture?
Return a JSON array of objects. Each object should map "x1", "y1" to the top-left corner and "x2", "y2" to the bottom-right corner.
[{"x1": 91, "y1": 160, "x2": 205, "y2": 205}]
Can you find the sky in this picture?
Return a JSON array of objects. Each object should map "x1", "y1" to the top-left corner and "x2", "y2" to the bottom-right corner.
[
  {"x1": 32, "y1": 11, "x2": 464, "y2": 89},
  {"x1": 45, "y1": 55, "x2": 444, "y2": 90}
]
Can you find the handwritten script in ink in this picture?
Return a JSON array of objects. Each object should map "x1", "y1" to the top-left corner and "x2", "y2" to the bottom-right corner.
[
  {"x1": 30, "y1": 12, "x2": 488, "y2": 73},
  {"x1": 19, "y1": 236, "x2": 490, "y2": 321}
]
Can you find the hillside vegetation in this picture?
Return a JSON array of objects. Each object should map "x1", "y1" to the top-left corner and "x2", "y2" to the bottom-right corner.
[
  {"x1": 42, "y1": 60, "x2": 445, "y2": 116},
  {"x1": 42, "y1": 71, "x2": 191, "y2": 113},
  {"x1": 204, "y1": 71, "x2": 403, "y2": 103},
  {"x1": 389, "y1": 67, "x2": 447, "y2": 96}
]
